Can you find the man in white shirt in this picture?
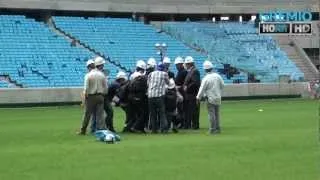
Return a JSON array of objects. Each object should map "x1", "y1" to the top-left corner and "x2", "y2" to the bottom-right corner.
[
  {"x1": 196, "y1": 60, "x2": 224, "y2": 134},
  {"x1": 79, "y1": 57, "x2": 108, "y2": 135}
]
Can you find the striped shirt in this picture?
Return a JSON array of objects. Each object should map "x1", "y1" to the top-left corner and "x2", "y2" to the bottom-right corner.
[
  {"x1": 84, "y1": 69, "x2": 108, "y2": 95},
  {"x1": 147, "y1": 70, "x2": 169, "y2": 98}
]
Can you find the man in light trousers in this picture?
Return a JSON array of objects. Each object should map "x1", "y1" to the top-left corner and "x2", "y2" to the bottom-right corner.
[{"x1": 196, "y1": 60, "x2": 224, "y2": 134}]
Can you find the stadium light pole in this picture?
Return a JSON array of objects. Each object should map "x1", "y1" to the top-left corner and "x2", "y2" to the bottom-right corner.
[{"x1": 155, "y1": 43, "x2": 167, "y2": 62}]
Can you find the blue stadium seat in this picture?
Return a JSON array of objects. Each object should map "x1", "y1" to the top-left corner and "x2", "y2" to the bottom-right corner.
[{"x1": 161, "y1": 21, "x2": 304, "y2": 82}]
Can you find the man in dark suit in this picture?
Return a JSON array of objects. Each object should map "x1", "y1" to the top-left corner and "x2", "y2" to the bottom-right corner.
[
  {"x1": 183, "y1": 56, "x2": 201, "y2": 129},
  {"x1": 174, "y1": 56, "x2": 188, "y2": 128}
]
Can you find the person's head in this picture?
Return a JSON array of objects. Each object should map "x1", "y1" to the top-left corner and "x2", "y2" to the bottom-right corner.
[
  {"x1": 203, "y1": 60, "x2": 214, "y2": 73},
  {"x1": 136, "y1": 60, "x2": 146, "y2": 73},
  {"x1": 174, "y1": 56, "x2": 184, "y2": 71},
  {"x1": 116, "y1": 71, "x2": 128, "y2": 85},
  {"x1": 163, "y1": 56, "x2": 171, "y2": 69},
  {"x1": 147, "y1": 57, "x2": 157, "y2": 73},
  {"x1": 184, "y1": 56, "x2": 195, "y2": 70},
  {"x1": 157, "y1": 63, "x2": 166, "y2": 72},
  {"x1": 86, "y1": 59, "x2": 95, "y2": 71},
  {"x1": 94, "y1": 56, "x2": 106, "y2": 70}
]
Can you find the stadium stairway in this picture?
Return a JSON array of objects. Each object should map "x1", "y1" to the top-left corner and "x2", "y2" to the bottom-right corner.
[
  {"x1": 274, "y1": 35, "x2": 319, "y2": 81},
  {"x1": 50, "y1": 18, "x2": 131, "y2": 74}
]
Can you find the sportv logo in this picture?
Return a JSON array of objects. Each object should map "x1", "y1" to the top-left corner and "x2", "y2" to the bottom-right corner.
[
  {"x1": 259, "y1": 11, "x2": 312, "y2": 22},
  {"x1": 259, "y1": 10, "x2": 312, "y2": 35}
]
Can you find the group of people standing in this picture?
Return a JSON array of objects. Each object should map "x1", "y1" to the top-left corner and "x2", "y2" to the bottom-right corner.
[{"x1": 79, "y1": 55, "x2": 224, "y2": 135}]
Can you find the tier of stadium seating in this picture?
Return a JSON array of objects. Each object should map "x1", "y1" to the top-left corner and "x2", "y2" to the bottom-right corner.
[
  {"x1": 52, "y1": 16, "x2": 215, "y2": 79},
  {"x1": 161, "y1": 22, "x2": 304, "y2": 83},
  {"x1": 0, "y1": 80, "x2": 9, "y2": 88},
  {"x1": 0, "y1": 15, "x2": 106, "y2": 88},
  {"x1": 1, "y1": 15, "x2": 304, "y2": 88}
]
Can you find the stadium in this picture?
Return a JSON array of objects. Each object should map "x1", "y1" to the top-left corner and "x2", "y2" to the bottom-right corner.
[{"x1": 0, "y1": 0, "x2": 319, "y2": 179}]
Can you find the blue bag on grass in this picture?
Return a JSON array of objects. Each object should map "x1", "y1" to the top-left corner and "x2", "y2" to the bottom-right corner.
[{"x1": 95, "y1": 130, "x2": 121, "y2": 144}]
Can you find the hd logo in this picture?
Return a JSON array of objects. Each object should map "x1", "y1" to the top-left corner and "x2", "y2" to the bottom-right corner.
[
  {"x1": 259, "y1": 22, "x2": 312, "y2": 34},
  {"x1": 291, "y1": 23, "x2": 312, "y2": 34}
]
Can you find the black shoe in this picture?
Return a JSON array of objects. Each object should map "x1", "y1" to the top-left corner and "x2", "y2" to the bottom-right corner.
[
  {"x1": 131, "y1": 128, "x2": 147, "y2": 134},
  {"x1": 172, "y1": 128, "x2": 178, "y2": 133},
  {"x1": 161, "y1": 130, "x2": 169, "y2": 134},
  {"x1": 77, "y1": 131, "x2": 86, "y2": 135}
]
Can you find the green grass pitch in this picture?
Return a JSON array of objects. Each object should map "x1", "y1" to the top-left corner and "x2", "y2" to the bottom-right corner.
[{"x1": 0, "y1": 99, "x2": 318, "y2": 180}]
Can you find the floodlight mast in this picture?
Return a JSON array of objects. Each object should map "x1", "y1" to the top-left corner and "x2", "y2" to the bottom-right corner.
[{"x1": 155, "y1": 43, "x2": 167, "y2": 62}]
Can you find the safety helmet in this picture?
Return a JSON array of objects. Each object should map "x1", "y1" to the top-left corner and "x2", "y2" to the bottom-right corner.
[
  {"x1": 203, "y1": 60, "x2": 214, "y2": 70},
  {"x1": 136, "y1": 60, "x2": 146, "y2": 69},
  {"x1": 86, "y1": 59, "x2": 95, "y2": 67},
  {"x1": 163, "y1": 57, "x2": 171, "y2": 64},
  {"x1": 116, "y1": 71, "x2": 128, "y2": 80},
  {"x1": 94, "y1": 56, "x2": 106, "y2": 66},
  {"x1": 174, "y1": 56, "x2": 184, "y2": 64},
  {"x1": 184, "y1": 56, "x2": 194, "y2": 64},
  {"x1": 147, "y1": 58, "x2": 157, "y2": 68}
]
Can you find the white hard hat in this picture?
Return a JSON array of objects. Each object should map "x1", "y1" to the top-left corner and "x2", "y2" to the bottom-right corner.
[
  {"x1": 86, "y1": 59, "x2": 94, "y2": 67},
  {"x1": 184, "y1": 56, "x2": 194, "y2": 64},
  {"x1": 136, "y1": 60, "x2": 146, "y2": 69},
  {"x1": 147, "y1": 58, "x2": 157, "y2": 68},
  {"x1": 203, "y1": 60, "x2": 214, "y2": 70},
  {"x1": 94, "y1": 56, "x2": 106, "y2": 66},
  {"x1": 167, "y1": 78, "x2": 176, "y2": 89},
  {"x1": 174, "y1": 56, "x2": 184, "y2": 64},
  {"x1": 116, "y1": 71, "x2": 127, "y2": 80},
  {"x1": 163, "y1": 57, "x2": 171, "y2": 64}
]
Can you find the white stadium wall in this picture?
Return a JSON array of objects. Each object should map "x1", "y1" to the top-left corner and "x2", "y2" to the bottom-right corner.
[
  {"x1": 0, "y1": 82, "x2": 308, "y2": 104},
  {"x1": 0, "y1": 0, "x2": 318, "y2": 14}
]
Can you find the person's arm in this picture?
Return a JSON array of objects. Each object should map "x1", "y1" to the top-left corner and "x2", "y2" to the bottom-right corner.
[
  {"x1": 187, "y1": 70, "x2": 201, "y2": 93},
  {"x1": 218, "y1": 75, "x2": 225, "y2": 90},
  {"x1": 84, "y1": 74, "x2": 89, "y2": 97},
  {"x1": 147, "y1": 73, "x2": 151, "y2": 86},
  {"x1": 164, "y1": 73, "x2": 170, "y2": 85},
  {"x1": 196, "y1": 77, "x2": 208, "y2": 100},
  {"x1": 101, "y1": 73, "x2": 108, "y2": 95}
]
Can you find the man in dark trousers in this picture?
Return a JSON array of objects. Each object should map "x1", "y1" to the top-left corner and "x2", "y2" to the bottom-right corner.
[
  {"x1": 127, "y1": 60, "x2": 148, "y2": 133},
  {"x1": 174, "y1": 56, "x2": 188, "y2": 128},
  {"x1": 116, "y1": 77, "x2": 131, "y2": 132},
  {"x1": 148, "y1": 63, "x2": 170, "y2": 133},
  {"x1": 183, "y1": 56, "x2": 201, "y2": 129},
  {"x1": 105, "y1": 71, "x2": 128, "y2": 132},
  {"x1": 145, "y1": 58, "x2": 157, "y2": 130}
]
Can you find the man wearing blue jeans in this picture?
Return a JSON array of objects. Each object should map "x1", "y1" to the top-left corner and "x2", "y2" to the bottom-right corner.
[{"x1": 147, "y1": 63, "x2": 170, "y2": 133}]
